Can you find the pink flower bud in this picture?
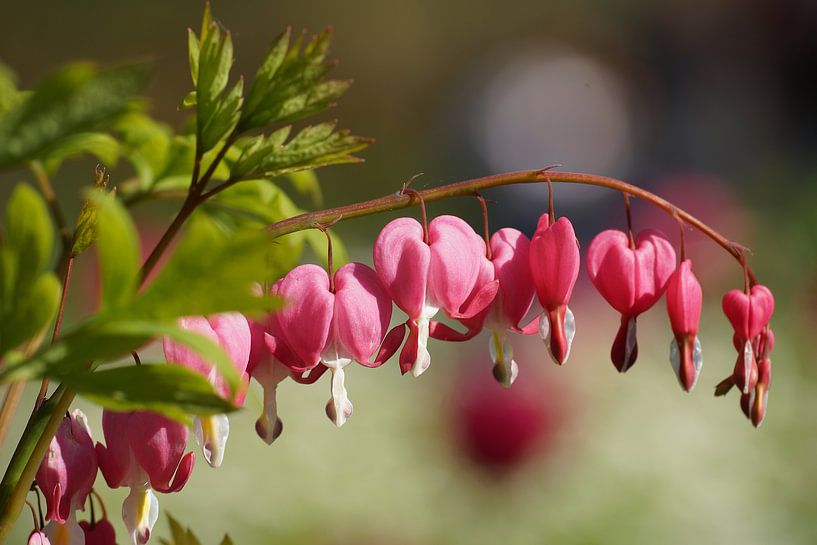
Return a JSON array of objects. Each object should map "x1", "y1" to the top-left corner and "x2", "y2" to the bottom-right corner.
[
  {"x1": 36, "y1": 410, "x2": 98, "y2": 524},
  {"x1": 163, "y1": 313, "x2": 251, "y2": 468},
  {"x1": 586, "y1": 228, "x2": 676, "y2": 372},
  {"x1": 665, "y1": 259, "x2": 703, "y2": 391},
  {"x1": 529, "y1": 215, "x2": 580, "y2": 366},
  {"x1": 374, "y1": 215, "x2": 495, "y2": 376}
]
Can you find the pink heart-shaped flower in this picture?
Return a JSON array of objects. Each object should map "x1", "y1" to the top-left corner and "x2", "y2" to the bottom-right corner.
[{"x1": 722, "y1": 285, "x2": 775, "y2": 341}]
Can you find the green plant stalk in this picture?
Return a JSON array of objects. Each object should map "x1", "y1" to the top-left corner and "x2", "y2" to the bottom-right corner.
[
  {"x1": 0, "y1": 385, "x2": 71, "y2": 542},
  {"x1": 0, "y1": 168, "x2": 753, "y2": 542}
]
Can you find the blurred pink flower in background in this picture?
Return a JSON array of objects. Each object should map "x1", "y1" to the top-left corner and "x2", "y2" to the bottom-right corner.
[{"x1": 447, "y1": 346, "x2": 569, "y2": 476}]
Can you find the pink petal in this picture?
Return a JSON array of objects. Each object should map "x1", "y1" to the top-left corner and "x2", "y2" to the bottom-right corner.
[
  {"x1": 364, "y1": 323, "x2": 408, "y2": 368},
  {"x1": 163, "y1": 451, "x2": 195, "y2": 493},
  {"x1": 631, "y1": 229, "x2": 676, "y2": 315},
  {"x1": 373, "y1": 217, "x2": 430, "y2": 319},
  {"x1": 274, "y1": 264, "x2": 334, "y2": 369},
  {"x1": 96, "y1": 410, "x2": 135, "y2": 489},
  {"x1": 162, "y1": 316, "x2": 217, "y2": 377},
  {"x1": 36, "y1": 411, "x2": 98, "y2": 523},
  {"x1": 127, "y1": 411, "x2": 190, "y2": 494},
  {"x1": 333, "y1": 263, "x2": 392, "y2": 364},
  {"x1": 488, "y1": 228, "x2": 535, "y2": 330},
  {"x1": 722, "y1": 284, "x2": 775, "y2": 340},
  {"x1": 586, "y1": 230, "x2": 636, "y2": 314},
  {"x1": 529, "y1": 216, "x2": 580, "y2": 309},
  {"x1": 427, "y1": 215, "x2": 483, "y2": 315},
  {"x1": 666, "y1": 259, "x2": 702, "y2": 336}
]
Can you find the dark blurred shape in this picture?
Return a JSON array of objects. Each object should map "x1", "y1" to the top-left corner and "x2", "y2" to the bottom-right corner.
[{"x1": 449, "y1": 349, "x2": 565, "y2": 476}]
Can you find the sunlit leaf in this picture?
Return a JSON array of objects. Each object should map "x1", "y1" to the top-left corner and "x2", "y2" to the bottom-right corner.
[{"x1": 94, "y1": 193, "x2": 140, "y2": 312}]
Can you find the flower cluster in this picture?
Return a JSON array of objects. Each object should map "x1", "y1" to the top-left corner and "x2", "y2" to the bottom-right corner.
[{"x1": 32, "y1": 195, "x2": 775, "y2": 545}]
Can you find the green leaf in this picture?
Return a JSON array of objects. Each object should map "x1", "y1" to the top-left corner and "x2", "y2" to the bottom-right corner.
[
  {"x1": 231, "y1": 121, "x2": 370, "y2": 181},
  {"x1": 40, "y1": 132, "x2": 120, "y2": 177},
  {"x1": 63, "y1": 364, "x2": 235, "y2": 422},
  {"x1": 240, "y1": 27, "x2": 350, "y2": 131},
  {"x1": 0, "y1": 62, "x2": 149, "y2": 170},
  {"x1": 94, "y1": 192, "x2": 140, "y2": 312},
  {"x1": 0, "y1": 61, "x2": 18, "y2": 115},
  {"x1": 4, "y1": 184, "x2": 53, "y2": 282},
  {"x1": 0, "y1": 184, "x2": 61, "y2": 354},
  {"x1": 191, "y1": 11, "x2": 242, "y2": 152},
  {"x1": 0, "y1": 318, "x2": 241, "y2": 395},
  {"x1": 128, "y1": 215, "x2": 281, "y2": 320},
  {"x1": 71, "y1": 168, "x2": 110, "y2": 258}
]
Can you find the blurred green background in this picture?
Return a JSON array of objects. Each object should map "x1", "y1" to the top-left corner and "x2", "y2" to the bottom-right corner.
[{"x1": 2, "y1": 0, "x2": 817, "y2": 543}]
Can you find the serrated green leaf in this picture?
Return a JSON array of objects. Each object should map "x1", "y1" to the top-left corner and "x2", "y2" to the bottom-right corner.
[
  {"x1": 0, "y1": 62, "x2": 149, "y2": 170},
  {"x1": 63, "y1": 364, "x2": 235, "y2": 422},
  {"x1": 231, "y1": 121, "x2": 369, "y2": 181},
  {"x1": 193, "y1": 16, "x2": 240, "y2": 153},
  {"x1": 128, "y1": 215, "x2": 281, "y2": 320},
  {"x1": 40, "y1": 132, "x2": 120, "y2": 177},
  {"x1": 240, "y1": 27, "x2": 344, "y2": 131},
  {"x1": 94, "y1": 193, "x2": 140, "y2": 312}
]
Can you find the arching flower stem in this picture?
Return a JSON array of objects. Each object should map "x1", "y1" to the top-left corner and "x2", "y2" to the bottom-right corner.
[{"x1": 265, "y1": 168, "x2": 752, "y2": 273}]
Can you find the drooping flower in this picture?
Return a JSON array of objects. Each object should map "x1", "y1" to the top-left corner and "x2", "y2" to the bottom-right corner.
[
  {"x1": 36, "y1": 410, "x2": 98, "y2": 527},
  {"x1": 722, "y1": 285, "x2": 775, "y2": 393},
  {"x1": 95, "y1": 410, "x2": 195, "y2": 545},
  {"x1": 373, "y1": 215, "x2": 497, "y2": 376},
  {"x1": 80, "y1": 519, "x2": 117, "y2": 545},
  {"x1": 264, "y1": 262, "x2": 403, "y2": 426},
  {"x1": 665, "y1": 259, "x2": 703, "y2": 391},
  {"x1": 246, "y1": 315, "x2": 289, "y2": 444},
  {"x1": 430, "y1": 227, "x2": 539, "y2": 387},
  {"x1": 586, "y1": 229, "x2": 676, "y2": 372},
  {"x1": 529, "y1": 214, "x2": 580, "y2": 366},
  {"x1": 163, "y1": 313, "x2": 251, "y2": 468}
]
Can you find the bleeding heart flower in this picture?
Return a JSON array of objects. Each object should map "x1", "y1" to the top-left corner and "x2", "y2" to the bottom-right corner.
[
  {"x1": 163, "y1": 313, "x2": 251, "y2": 468},
  {"x1": 665, "y1": 259, "x2": 703, "y2": 391},
  {"x1": 722, "y1": 285, "x2": 775, "y2": 393},
  {"x1": 264, "y1": 262, "x2": 402, "y2": 426},
  {"x1": 429, "y1": 227, "x2": 537, "y2": 387},
  {"x1": 247, "y1": 314, "x2": 289, "y2": 444},
  {"x1": 36, "y1": 410, "x2": 98, "y2": 525},
  {"x1": 80, "y1": 519, "x2": 117, "y2": 545},
  {"x1": 586, "y1": 228, "x2": 676, "y2": 372},
  {"x1": 95, "y1": 410, "x2": 195, "y2": 545},
  {"x1": 374, "y1": 215, "x2": 497, "y2": 376},
  {"x1": 529, "y1": 214, "x2": 580, "y2": 366}
]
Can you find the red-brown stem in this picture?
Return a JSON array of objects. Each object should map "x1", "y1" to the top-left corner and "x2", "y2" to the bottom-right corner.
[
  {"x1": 313, "y1": 224, "x2": 335, "y2": 292},
  {"x1": 546, "y1": 175, "x2": 555, "y2": 224},
  {"x1": 90, "y1": 489, "x2": 107, "y2": 521},
  {"x1": 400, "y1": 188, "x2": 429, "y2": 244},
  {"x1": 265, "y1": 169, "x2": 749, "y2": 270},
  {"x1": 622, "y1": 192, "x2": 635, "y2": 249},
  {"x1": 676, "y1": 214, "x2": 687, "y2": 263},
  {"x1": 474, "y1": 193, "x2": 492, "y2": 260},
  {"x1": 34, "y1": 257, "x2": 74, "y2": 411}
]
